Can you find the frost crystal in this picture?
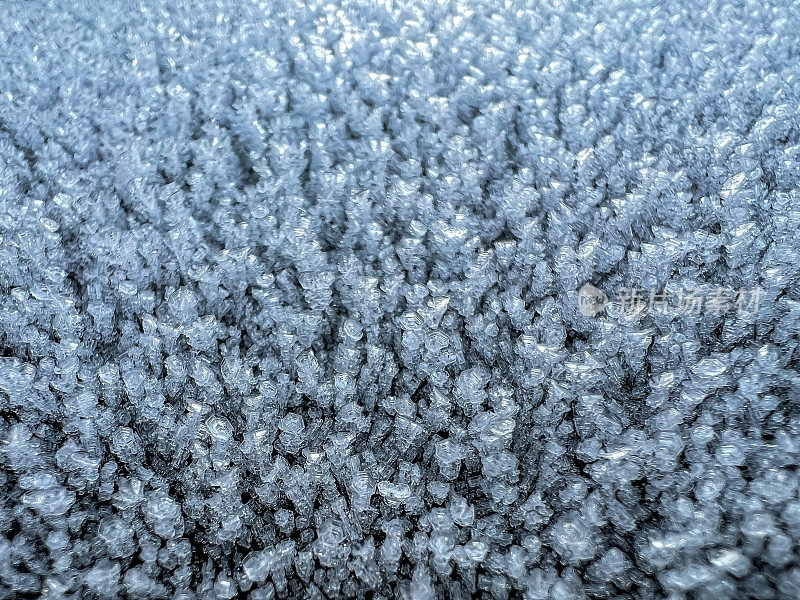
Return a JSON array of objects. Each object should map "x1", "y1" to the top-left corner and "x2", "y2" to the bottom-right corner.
[{"x1": 1, "y1": 0, "x2": 799, "y2": 598}]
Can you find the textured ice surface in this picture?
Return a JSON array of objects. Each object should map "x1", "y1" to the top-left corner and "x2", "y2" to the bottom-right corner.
[{"x1": 1, "y1": 0, "x2": 800, "y2": 598}]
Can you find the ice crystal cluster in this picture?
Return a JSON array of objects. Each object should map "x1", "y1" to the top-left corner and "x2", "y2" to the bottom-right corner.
[{"x1": 1, "y1": 0, "x2": 800, "y2": 598}]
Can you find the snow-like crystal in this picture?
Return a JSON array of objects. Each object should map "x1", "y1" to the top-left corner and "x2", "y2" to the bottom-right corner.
[{"x1": 0, "y1": 0, "x2": 798, "y2": 597}]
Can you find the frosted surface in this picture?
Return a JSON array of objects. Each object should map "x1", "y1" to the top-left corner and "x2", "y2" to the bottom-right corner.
[{"x1": 1, "y1": 0, "x2": 799, "y2": 598}]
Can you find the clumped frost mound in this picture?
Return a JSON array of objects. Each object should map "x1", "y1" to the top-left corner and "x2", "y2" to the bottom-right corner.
[{"x1": 1, "y1": 0, "x2": 800, "y2": 598}]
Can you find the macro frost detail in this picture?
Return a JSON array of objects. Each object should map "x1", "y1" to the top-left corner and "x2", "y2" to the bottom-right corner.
[{"x1": 1, "y1": 0, "x2": 799, "y2": 598}]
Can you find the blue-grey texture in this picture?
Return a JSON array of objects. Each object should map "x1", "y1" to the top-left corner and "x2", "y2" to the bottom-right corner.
[{"x1": 1, "y1": 0, "x2": 800, "y2": 598}]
